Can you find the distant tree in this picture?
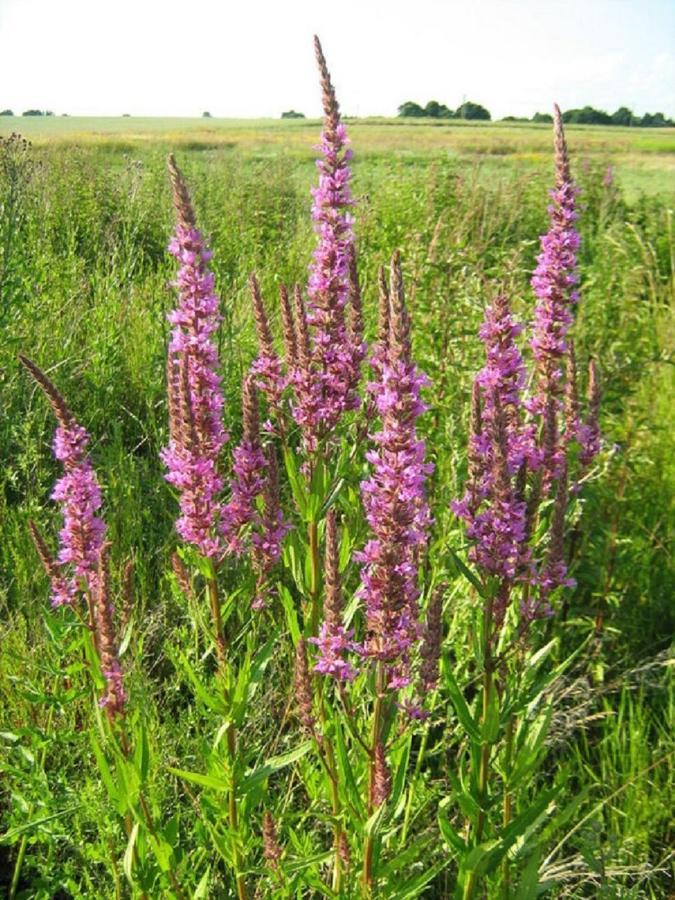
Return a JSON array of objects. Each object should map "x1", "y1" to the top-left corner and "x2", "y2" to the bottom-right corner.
[
  {"x1": 532, "y1": 112, "x2": 553, "y2": 124},
  {"x1": 0, "y1": 109, "x2": 14, "y2": 116},
  {"x1": 501, "y1": 116, "x2": 527, "y2": 122},
  {"x1": 61, "y1": 113, "x2": 69, "y2": 117},
  {"x1": 122, "y1": 113, "x2": 131, "y2": 117},
  {"x1": 456, "y1": 101, "x2": 491, "y2": 121},
  {"x1": 640, "y1": 111, "x2": 671, "y2": 127},
  {"x1": 281, "y1": 110, "x2": 305, "y2": 119},
  {"x1": 22, "y1": 109, "x2": 44, "y2": 116},
  {"x1": 562, "y1": 106, "x2": 611, "y2": 125},
  {"x1": 611, "y1": 106, "x2": 635, "y2": 126},
  {"x1": 438, "y1": 104, "x2": 454, "y2": 118},
  {"x1": 202, "y1": 111, "x2": 212, "y2": 118},
  {"x1": 397, "y1": 101, "x2": 425, "y2": 118},
  {"x1": 45, "y1": 111, "x2": 54, "y2": 117},
  {"x1": 424, "y1": 100, "x2": 442, "y2": 118}
]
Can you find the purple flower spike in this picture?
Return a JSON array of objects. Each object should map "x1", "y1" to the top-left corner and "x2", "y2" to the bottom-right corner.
[
  {"x1": 311, "y1": 510, "x2": 357, "y2": 680},
  {"x1": 20, "y1": 355, "x2": 106, "y2": 607},
  {"x1": 290, "y1": 37, "x2": 365, "y2": 450},
  {"x1": 356, "y1": 253, "x2": 433, "y2": 690},
  {"x1": 161, "y1": 155, "x2": 227, "y2": 558},
  {"x1": 529, "y1": 105, "x2": 581, "y2": 490}
]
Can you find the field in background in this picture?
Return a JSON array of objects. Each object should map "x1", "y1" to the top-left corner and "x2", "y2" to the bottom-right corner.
[{"x1": 2, "y1": 115, "x2": 674, "y2": 199}]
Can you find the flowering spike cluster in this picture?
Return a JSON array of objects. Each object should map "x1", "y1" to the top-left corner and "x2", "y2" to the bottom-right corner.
[
  {"x1": 251, "y1": 450, "x2": 290, "y2": 609},
  {"x1": 161, "y1": 156, "x2": 227, "y2": 558},
  {"x1": 371, "y1": 741, "x2": 391, "y2": 808},
  {"x1": 95, "y1": 542, "x2": 126, "y2": 718},
  {"x1": 249, "y1": 274, "x2": 286, "y2": 411},
  {"x1": 289, "y1": 38, "x2": 364, "y2": 449},
  {"x1": 294, "y1": 638, "x2": 317, "y2": 738},
  {"x1": 356, "y1": 253, "x2": 433, "y2": 690},
  {"x1": 524, "y1": 463, "x2": 574, "y2": 623},
  {"x1": 452, "y1": 296, "x2": 535, "y2": 608},
  {"x1": 529, "y1": 105, "x2": 581, "y2": 489},
  {"x1": 311, "y1": 510, "x2": 357, "y2": 680},
  {"x1": 578, "y1": 359, "x2": 602, "y2": 465},
  {"x1": 279, "y1": 284, "x2": 297, "y2": 370},
  {"x1": 221, "y1": 375, "x2": 268, "y2": 555},
  {"x1": 419, "y1": 584, "x2": 444, "y2": 693},
  {"x1": 20, "y1": 355, "x2": 106, "y2": 607},
  {"x1": 564, "y1": 338, "x2": 581, "y2": 444},
  {"x1": 262, "y1": 812, "x2": 283, "y2": 871}
]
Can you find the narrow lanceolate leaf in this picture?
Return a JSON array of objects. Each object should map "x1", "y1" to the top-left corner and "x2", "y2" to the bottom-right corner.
[
  {"x1": 168, "y1": 767, "x2": 230, "y2": 793},
  {"x1": 443, "y1": 661, "x2": 480, "y2": 741},
  {"x1": 237, "y1": 740, "x2": 313, "y2": 797},
  {"x1": 123, "y1": 822, "x2": 139, "y2": 885}
]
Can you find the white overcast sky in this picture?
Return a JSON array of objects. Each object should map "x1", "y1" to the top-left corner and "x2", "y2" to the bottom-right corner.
[{"x1": 1, "y1": 0, "x2": 673, "y2": 118}]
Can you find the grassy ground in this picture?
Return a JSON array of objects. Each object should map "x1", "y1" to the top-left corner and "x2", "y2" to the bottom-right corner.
[
  {"x1": 0, "y1": 120, "x2": 673, "y2": 897},
  {"x1": 2, "y1": 115, "x2": 674, "y2": 199}
]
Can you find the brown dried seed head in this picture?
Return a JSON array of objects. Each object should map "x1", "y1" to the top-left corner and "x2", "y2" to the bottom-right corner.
[
  {"x1": 293, "y1": 284, "x2": 311, "y2": 371},
  {"x1": 294, "y1": 638, "x2": 316, "y2": 736},
  {"x1": 166, "y1": 353, "x2": 181, "y2": 443},
  {"x1": 553, "y1": 104, "x2": 571, "y2": 189},
  {"x1": 338, "y1": 831, "x2": 351, "y2": 867},
  {"x1": 587, "y1": 358, "x2": 601, "y2": 422},
  {"x1": 564, "y1": 339, "x2": 580, "y2": 441},
  {"x1": 249, "y1": 273, "x2": 275, "y2": 358},
  {"x1": 388, "y1": 251, "x2": 411, "y2": 363},
  {"x1": 347, "y1": 245, "x2": 364, "y2": 347},
  {"x1": 167, "y1": 153, "x2": 196, "y2": 229},
  {"x1": 279, "y1": 284, "x2": 297, "y2": 369},
  {"x1": 242, "y1": 374, "x2": 261, "y2": 446},
  {"x1": 121, "y1": 559, "x2": 134, "y2": 631},
  {"x1": 262, "y1": 811, "x2": 282, "y2": 871},
  {"x1": 377, "y1": 264, "x2": 391, "y2": 350},
  {"x1": 548, "y1": 459, "x2": 568, "y2": 570},
  {"x1": 28, "y1": 520, "x2": 59, "y2": 580},
  {"x1": 324, "y1": 509, "x2": 342, "y2": 630},
  {"x1": 18, "y1": 355, "x2": 74, "y2": 430},
  {"x1": 178, "y1": 352, "x2": 197, "y2": 451},
  {"x1": 313, "y1": 35, "x2": 340, "y2": 135},
  {"x1": 171, "y1": 552, "x2": 192, "y2": 599},
  {"x1": 420, "y1": 584, "x2": 444, "y2": 692},
  {"x1": 372, "y1": 741, "x2": 391, "y2": 808}
]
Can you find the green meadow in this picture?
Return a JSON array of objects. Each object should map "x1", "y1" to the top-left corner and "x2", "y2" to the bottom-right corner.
[{"x1": 0, "y1": 116, "x2": 673, "y2": 896}]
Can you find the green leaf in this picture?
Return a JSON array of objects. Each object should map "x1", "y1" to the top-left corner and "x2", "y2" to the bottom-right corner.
[
  {"x1": 90, "y1": 732, "x2": 121, "y2": 807},
  {"x1": 237, "y1": 740, "x2": 313, "y2": 797},
  {"x1": 448, "y1": 547, "x2": 487, "y2": 598},
  {"x1": 279, "y1": 584, "x2": 301, "y2": 645},
  {"x1": 389, "y1": 734, "x2": 412, "y2": 818},
  {"x1": 443, "y1": 663, "x2": 480, "y2": 741},
  {"x1": 193, "y1": 870, "x2": 210, "y2": 899},
  {"x1": 438, "y1": 805, "x2": 467, "y2": 855},
  {"x1": 123, "y1": 822, "x2": 139, "y2": 885},
  {"x1": 284, "y1": 447, "x2": 308, "y2": 519},
  {"x1": 133, "y1": 720, "x2": 150, "y2": 783},
  {"x1": 389, "y1": 858, "x2": 450, "y2": 899},
  {"x1": 168, "y1": 767, "x2": 230, "y2": 792},
  {"x1": 514, "y1": 848, "x2": 542, "y2": 899},
  {"x1": 334, "y1": 720, "x2": 365, "y2": 820},
  {"x1": 482, "y1": 680, "x2": 500, "y2": 743}
]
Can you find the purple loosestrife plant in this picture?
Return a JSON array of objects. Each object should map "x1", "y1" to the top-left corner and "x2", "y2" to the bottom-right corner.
[
  {"x1": 19, "y1": 355, "x2": 106, "y2": 610},
  {"x1": 161, "y1": 154, "x2": 227, "y2": 558},
  {"x1": 529, "y1": 104, "x2": 581, "y2": 491},
  {"x1": 356, "y1": 253, "x2": 433, "y2": 692},
  {"x1": 289, "y1": 37, "x2": 365, "y2": 451}
]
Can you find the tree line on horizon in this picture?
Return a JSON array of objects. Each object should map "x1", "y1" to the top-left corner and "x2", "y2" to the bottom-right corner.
[{"x1": 398, "y1": 100, "x2": 674, "y2": 127}]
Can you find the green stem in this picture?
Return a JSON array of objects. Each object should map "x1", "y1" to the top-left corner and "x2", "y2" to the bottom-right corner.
[
  {"x1": 363, "y1": 662, "x2": 386, "y2": 895},
  {"x1": 308, "y1": 520, "x2": 320, "y2": 635},
  {"x1": 205, "y1": 574, "x2": 246, "y2": 899},
  {"x1": 501, "y1": 716, "x2": 515, "y2": 898},
  {"x1": 206, "y1": 575, "x2": 227, "y2": 666},
  {"x1": 400, "y1": 725, "x2": 430, "y2": 849},
  {"x1": 463, "y1": 596, "x2": 495, "y2": 900}
]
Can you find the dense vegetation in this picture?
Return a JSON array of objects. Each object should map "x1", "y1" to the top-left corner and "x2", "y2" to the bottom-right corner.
[{"x1": 0, "y1": 98, "x2": 673, "y2": 900}]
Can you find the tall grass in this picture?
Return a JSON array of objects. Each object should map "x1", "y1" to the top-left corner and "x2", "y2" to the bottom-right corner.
[{"x1": 0, "y1": 128, "x2": 672, "y2": 897}]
